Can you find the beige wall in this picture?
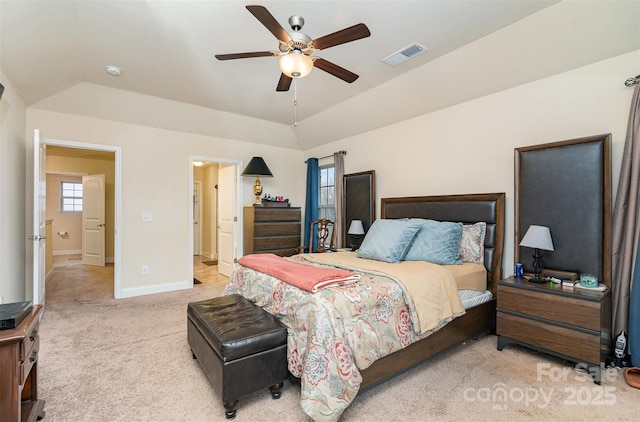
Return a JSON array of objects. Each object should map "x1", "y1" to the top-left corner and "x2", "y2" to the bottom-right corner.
[
  {"x1": 192, "y1": 163, "x2": 219, "y2": 258},
  {"x1": 45, "y1": 174, "x2": 82, "y2": 253},
  {"x1": 0, "y1": 71, "x2": 27, "y2": 303},
  {"x1": 202, "y1": 164, "x2": 219, "y2": 258},
  {"x1": 26, "y1": 111, "x2": 305, "y2": 297},
  {"x1": 46, "y1": 155, "x2": 116, "y2": 260},
  {"x1": 305, "y1": 50, "x2": 639, "y2": 277}
]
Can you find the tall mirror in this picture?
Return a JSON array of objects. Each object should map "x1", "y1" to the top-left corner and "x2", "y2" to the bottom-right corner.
[{"x1": 343, "y1": 170, "x2": 375, "y2": 248}]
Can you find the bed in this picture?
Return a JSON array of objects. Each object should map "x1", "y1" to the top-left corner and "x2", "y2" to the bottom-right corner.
[{"x1": 224, "y1": 193, "x2": 505, "y2": 421}]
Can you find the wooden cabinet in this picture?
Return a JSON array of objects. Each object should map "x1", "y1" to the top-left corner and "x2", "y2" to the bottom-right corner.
[
  {"x1": 497, "y1": 277, "x2": 611, "y2": 382},
  {"x1": 244, "y1": 206, "x2": 301, "y2": 257},
  {"x1": 0, "y1": 305, "x2": 45, "y2": 422}
]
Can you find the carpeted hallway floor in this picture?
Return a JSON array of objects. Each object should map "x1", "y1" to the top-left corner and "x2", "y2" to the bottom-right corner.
[{"x1": 37, "y1": 256, "x2": 639, "y2": 421}]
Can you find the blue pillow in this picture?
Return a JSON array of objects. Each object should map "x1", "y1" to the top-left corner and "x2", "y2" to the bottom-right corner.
[
  {"x1": 404, "y1": 219, "x2": 463, "y2": 265},
  {"x1": 356, "y1": 219, "x2": 422, "y2": 263}
]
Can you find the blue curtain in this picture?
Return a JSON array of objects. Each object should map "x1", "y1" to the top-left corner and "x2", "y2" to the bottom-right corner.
[{"x1": 304, "y1": 158, "x2": 319, "y2": 252}]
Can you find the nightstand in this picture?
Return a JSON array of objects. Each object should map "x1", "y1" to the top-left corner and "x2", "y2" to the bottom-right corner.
[{"x1": 496, "y1": 276, "x2": 611, "y2": 383}]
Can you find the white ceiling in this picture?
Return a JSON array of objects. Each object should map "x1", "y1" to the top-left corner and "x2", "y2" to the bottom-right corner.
[{"x1": 2, "y1": 1, "x2": 639, "y2": 150}]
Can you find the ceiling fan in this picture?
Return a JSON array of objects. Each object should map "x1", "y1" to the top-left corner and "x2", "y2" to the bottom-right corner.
[{"x1": 215, "y1": 5, "x2": 371, "y2": 92}]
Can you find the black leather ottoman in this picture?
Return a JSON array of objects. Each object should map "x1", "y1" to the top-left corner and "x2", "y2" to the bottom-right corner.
[{"x1": 187, "y1": 294, "x2": 288, "y2": 419}]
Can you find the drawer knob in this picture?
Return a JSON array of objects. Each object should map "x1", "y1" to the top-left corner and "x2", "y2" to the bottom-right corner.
[
  {"x1": 30, "y1": 350, "x2": 38, "y2": 363},
  {"x1": 30, "y1": 329, "x2": 38, "y2": 341}
]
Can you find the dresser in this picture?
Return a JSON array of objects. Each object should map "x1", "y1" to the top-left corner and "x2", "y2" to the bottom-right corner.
[
  {"x1": 497, "y1": 277, "x2": 610, "y2": 383},
  {"x1": 0, "y1": 304, "x2": 45, "y2": 422},
  {"x1": 244, "y1": 206, "x2": 301, "y2": 257}
]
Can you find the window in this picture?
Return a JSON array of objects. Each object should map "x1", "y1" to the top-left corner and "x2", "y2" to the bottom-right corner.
[
  {"x1": 61, "y1": 181, "x2": 83, "y2": 212},
  {"x1": 318, "y1": 164, "x2": 335, "y2": 222}
]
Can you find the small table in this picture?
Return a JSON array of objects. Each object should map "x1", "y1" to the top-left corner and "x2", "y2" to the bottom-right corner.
[{"x1": 496, "y1": 276, "x2": 611, "y2": 384}]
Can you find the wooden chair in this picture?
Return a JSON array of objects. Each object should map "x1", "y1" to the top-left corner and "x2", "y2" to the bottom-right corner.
[{"x1": 297, "y1": 219, "x2": 335, "y2": 253}]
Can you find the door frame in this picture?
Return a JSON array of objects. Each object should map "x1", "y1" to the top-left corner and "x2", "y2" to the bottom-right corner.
[
  {"x1": 189, "y1": 156, "x2": 242, "y2": 284},
  {"x1": 193, "y1": 180, "x2": 202, "y2": 256},
  {"x1": 41, "y1": 137, "x2": 122, "y2": 298}
]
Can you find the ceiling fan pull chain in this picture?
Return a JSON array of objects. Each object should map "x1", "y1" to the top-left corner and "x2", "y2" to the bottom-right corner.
[{"x1": 294, "y1": 79, "x2": 298, "y2": 127}]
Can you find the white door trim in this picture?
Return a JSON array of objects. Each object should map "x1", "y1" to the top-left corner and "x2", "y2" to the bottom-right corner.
[
  {"x1": 189, "y1": 156, "x2": 242, "y2": 284},
  {"x1": 42, "y1": 137, "x2": 122, "y2": 298}
]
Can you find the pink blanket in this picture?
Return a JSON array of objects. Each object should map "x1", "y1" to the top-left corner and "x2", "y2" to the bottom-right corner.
[{"x1": 237, "y1": 253, "x2": 360, "y2": 293}]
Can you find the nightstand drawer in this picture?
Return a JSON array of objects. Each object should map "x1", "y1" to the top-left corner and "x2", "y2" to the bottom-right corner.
[
  {"x1": 498, "y1": 285, "x2": 600, "y2": 331},
  {"x1": 20, "y1": 336, "x2": 39, "y2": 386},
  {"x1": 19, "y1": 320, "x2": 40, "y2": 361},
  {"x1": 497, "y1": 312, "x2": 601, "y2": 364}
]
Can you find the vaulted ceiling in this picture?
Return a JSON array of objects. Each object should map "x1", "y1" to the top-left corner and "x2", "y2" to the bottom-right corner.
[{"x1": 2, "y1": 1, "x2": 639, "y2": 150}]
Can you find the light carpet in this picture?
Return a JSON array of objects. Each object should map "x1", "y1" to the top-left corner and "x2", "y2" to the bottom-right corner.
[{"x1": 39, "y1": 262, "x2": 639, "y2": 421}]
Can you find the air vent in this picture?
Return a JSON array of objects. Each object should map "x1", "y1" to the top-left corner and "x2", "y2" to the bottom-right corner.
[{"x1": 382, "y1": 42, "x2": 428, "y2": 66}]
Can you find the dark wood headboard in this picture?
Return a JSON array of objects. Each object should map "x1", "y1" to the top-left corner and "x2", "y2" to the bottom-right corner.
[
  {"x1": 515, "y1": 134, "x2": 611, "y2": 286},
  {"x1": 381, "y1": 193, "x2": 505, "y2": 292}
]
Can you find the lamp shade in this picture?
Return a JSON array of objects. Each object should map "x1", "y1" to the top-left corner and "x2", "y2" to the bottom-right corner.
[
  {"x1": 348, "y1": 220, "x2": 365, "y2": 235},
  {"x1": 520, "y1": 225, "x2": 554, "y2": 251},
  {"x1": 241, "y1": 157, "x2": 273, "y2": 177},
  {"x1": 279, "y1": 51, "x2": 313, "y2": 78}
]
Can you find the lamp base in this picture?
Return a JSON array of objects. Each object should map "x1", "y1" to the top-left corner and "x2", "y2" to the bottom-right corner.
[{"x1": 528, "y1": 277, "x2": 547, "y2": 284}]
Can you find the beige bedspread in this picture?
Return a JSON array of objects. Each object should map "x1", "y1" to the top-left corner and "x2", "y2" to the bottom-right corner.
[
  {"x1": 444, "y1": 262, "x2": 487, "y2": 291},
  {"x1": 301, "y1": 252, "x2": 465, "y2": 335}
]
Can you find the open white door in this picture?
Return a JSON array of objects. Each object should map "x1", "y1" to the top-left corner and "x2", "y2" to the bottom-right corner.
[
  {"x1": 82, "y1": 174, "x2": 106, "y2": 266},
  {"x1": 32, "y1": 130, "x2": 46, "y2": 305},
  {"x1": 217, "y1": 165, "x2": 237, "y2": 277}
]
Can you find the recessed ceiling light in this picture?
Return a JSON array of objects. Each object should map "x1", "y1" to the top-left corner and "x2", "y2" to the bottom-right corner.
[{"x1": 105, "y1": 65, "x2": 122, "y2": 76}]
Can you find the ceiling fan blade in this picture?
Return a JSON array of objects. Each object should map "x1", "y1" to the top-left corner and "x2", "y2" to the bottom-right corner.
[
  {"x1": 276, "y1": 74, "x2": 293, "y2": 91},
  {"x1": 313, "y1": 58, "x2": 359, "y2": 83},
  {"x1": 246, "y1": 5, "x2": 291, "y2": 42},
  {"x1": 311, "y1": 23, "x2": 371, "y2": 50},
  {"x1": 215, "y1": 51, "x2": 276, "y2": 60}
]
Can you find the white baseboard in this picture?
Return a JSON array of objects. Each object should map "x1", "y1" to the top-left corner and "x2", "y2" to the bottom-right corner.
[
  {"x1": 46, "y1": 268, "x2": 54, "y2": 281},
  {"x1": 119, "y1": 280, "x2": 192, "y2": 299},
  {"x1": 53, "y1": 249, "x2": 82, "y2": 256}
]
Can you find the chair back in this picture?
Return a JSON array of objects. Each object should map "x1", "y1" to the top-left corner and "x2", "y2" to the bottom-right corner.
[{"x1": 307, "y1": 219, "x2": 335, "y2": 253}]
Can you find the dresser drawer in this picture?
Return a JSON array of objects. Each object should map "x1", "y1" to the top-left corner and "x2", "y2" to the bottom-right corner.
[
  {"x1": 254, "y1": 208, "x2": 301, "y2": 222},
  {"x1": 254, "y1": 235, "x2": 300, "y2": 250},
  {"x1": 497, "y1": 312, "x2": 601, "y2": 364},
  {"x1": 498, "y1": 285, "x2": 600, "y2": 331},
  {"x1": 255, "y1": 222, "x2": 300, "y2": 236}
]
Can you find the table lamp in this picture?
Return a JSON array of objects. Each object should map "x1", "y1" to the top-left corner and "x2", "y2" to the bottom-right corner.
[
  {"x1": 241, "y1": 157, "x2": 273, "y2": 205},
  {"x1": 348, "y1": 220, "x2": 365, "y2": 251},
  {"x1": 519, "y1": 225, "x2": 554, "y2": 283}
]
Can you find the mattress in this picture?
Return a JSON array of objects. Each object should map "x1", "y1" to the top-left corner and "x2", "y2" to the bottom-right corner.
[{"x1": 459, "y1": 289, "x2": 493, "y2": 309}]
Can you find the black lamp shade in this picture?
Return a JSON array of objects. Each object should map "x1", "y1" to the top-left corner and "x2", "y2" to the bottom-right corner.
[{"x1": 241, "y1": 157, "x2": 273, "y2": 177}]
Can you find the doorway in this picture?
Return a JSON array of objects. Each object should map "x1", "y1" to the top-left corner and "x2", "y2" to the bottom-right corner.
[
  {"x1": 39, "y1": 139, "x2": 121, "y2": 300},
  {"x1": 190, "y1": 157, "x2": 241, "y2": 283}
]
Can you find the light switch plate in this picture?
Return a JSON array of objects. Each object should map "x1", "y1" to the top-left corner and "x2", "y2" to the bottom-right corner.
[{"x1": 142, "y1": 212, "x2": 152, "y2": 222}]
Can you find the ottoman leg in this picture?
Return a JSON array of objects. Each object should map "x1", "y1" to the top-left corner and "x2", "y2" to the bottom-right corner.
[
  {"x1": 223, "y1": 400, "x2": 238, "y2": 420},
  {"x1": 269, "y1": 382, "x2": 284, "y2": 399}
]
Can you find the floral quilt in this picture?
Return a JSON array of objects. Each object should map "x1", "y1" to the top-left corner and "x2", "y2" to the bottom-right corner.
[{"x1": 223, "y1": 253, "x2": 464, "y2": 421}]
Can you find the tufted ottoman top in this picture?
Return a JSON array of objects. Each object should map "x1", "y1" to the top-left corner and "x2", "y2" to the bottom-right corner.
[{"x1": 187, "y1": 294, "x2": 287, "y2": 362}]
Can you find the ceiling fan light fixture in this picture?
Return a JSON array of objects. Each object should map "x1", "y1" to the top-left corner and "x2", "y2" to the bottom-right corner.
[{"x1": 279, "y1": 51, "x2": 313, "y2": 78}]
